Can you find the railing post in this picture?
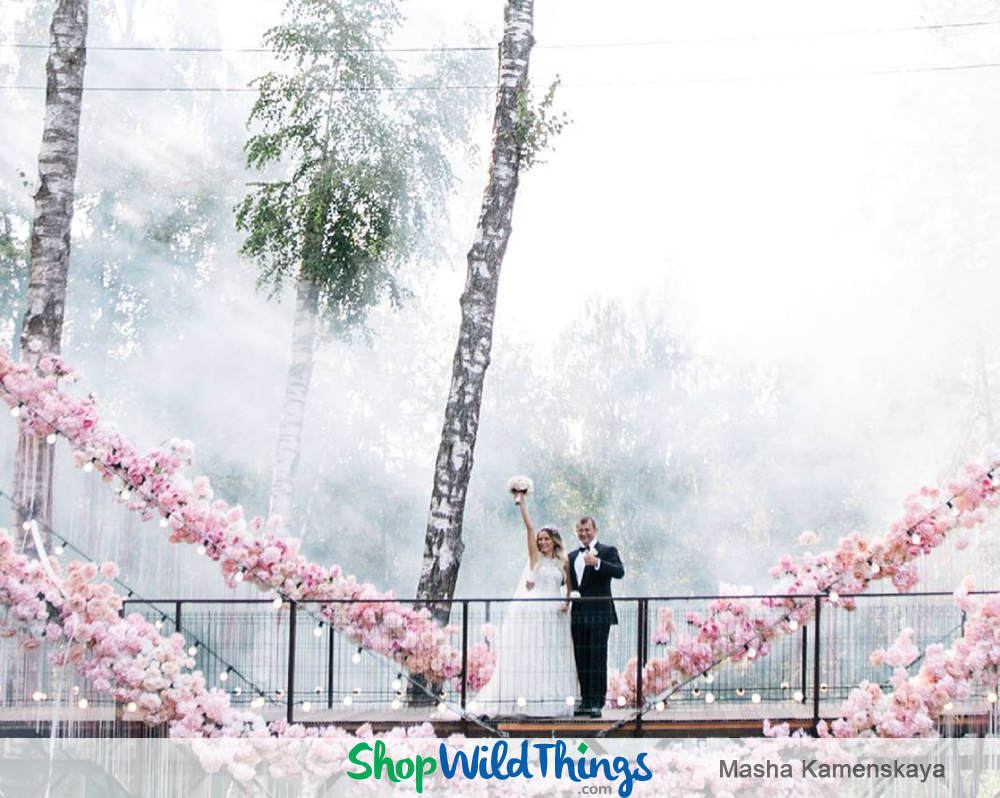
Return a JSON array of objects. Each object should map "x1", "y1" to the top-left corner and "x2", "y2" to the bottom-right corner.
[
  {"x1": 327, "y1": 612, "x2": 334, "y2": 711},
  {"x1": 174, "y1": 601, "x2": 182, "y2": 635},
  {"x1": 460, "y1": 601, "x2": 469, "y2": 712},
  {"x1": 800, "y1": 624, "x2": 808, "y2": 707},
  {"x1": 287, "y1": 601, "x2": 297, "y2": 725},
  {"x1": 636, "y1": 599, "x2": 648, "y2": 737},
  {"x1": 812, "y1": 595, "x2": 822, "y2": 735}
]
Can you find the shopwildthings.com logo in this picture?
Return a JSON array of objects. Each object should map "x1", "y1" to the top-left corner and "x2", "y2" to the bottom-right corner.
[{"x1": 347, "y1": 739, "x2": 653, "y2": 796}]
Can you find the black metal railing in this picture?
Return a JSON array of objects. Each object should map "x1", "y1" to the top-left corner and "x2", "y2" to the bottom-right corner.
[{"x1": 0, "y1": 591, "x2": 993, "y2": 731}]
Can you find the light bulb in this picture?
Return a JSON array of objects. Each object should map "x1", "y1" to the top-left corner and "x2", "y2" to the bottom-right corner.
[
  {"x1": 517, "y1": 697, "x2": 527, "y2": 708},
  {"x1": 780, "y1": 681, "x2": 790, "y2": 690},
  {"x1": 692, "y1": 688, "x2": 701, "y2": 697},
  {"x1": 944, "y1": 702, "x2": 954, "y2": 711},
  {"x1": 302, "y1": 702, "x2": 312, "y2": 713},
  {"x1": 736, "y1": 688, "x2": 746, "y2": 697},
  {"x1": 343, "y1": 696, "x2": 353, "y2": 706},
  {"x1": 989, "y1": 692, "x2": 998, "y2": 704},
  {"x1": 949, "y1": 502, "x2": 960, "y2": 516},
  {"x1": 565, "y1": 696, "x2": 575, "y2": 706},
  {"x1": 72, "y1": 686, "x2": 80, "y2": 695},
  {"x1": 78, "y1": 698, "x2": 88, "y2": 709},
  {"x1": 391, "y1": 699, "x2": 402, "y2": 710},
  {"x1": 788, "y1": 619, "x2": 798, "y2": 631},
  {"x1": 352, "y1": 652, "x2": 362, "y2": 664},
  {"x1": 187, "y1": 645, "x2": 198, "y2": 656},
  {"x1": 233, "y1": 687, "x2": 242, "y2": 697},
  {"x1": 196, "y1": 545, "x2": 206, "y2": 556},
  {"x1": 705, "y1": 673, "x2": 714, "y2": 684},
  {"x1": 871, "y1": 562, "x2": 881, "y2": 574},
  {"x1": 820, "y1": 683, "x2": 828, "y2": 693},
  {"x1": 911, "y1": 534, "x2": 921, "y2": 545},
  {"x1": 53, "y1": 545, "x2": 64, "y2": 556},
  {"x1": 705, "y1": 693, "x2": 715, "y2": 704},
  {"x1": 251, "y1": 696, "x2": 265, "y2": 709},
  {"x1": 828, "y1": 591, "x2": 840, "y2": 604},
  {"x1": 219, "y1": 671, "x2": 229, "y2": 682},
  {"x1": 315, "y1": 686, "x2": 322, "y2": 695},
  {"x1": 655, "y1": 701, "x2": 666, "y2": 711},
  {"x1": 746, "y1": 647, "x2": 757, "y2": 659},
  {"x1": 276, "y1": 689, "x2": 285, "y2": 698},
  {"x1": 83, "y1": 461, "x2": 94, "y2": 473},
  {"x1": 751, "y1": 693, "x2": 761, "y2": 704},
  {"x1": 616, "y1": 695, "x2": 627, "y2": 706},
  {"x1": 126, "y1": 701, "x2": 138, "y2": 713},
  {"x1": 234, "y1": 571, "x2": 244, "y2": 583},
  {"x1": 120, "y1": 489, "x2": 130, "y2": 501},
  {"x1": 392, "y1": 679, "x2": 402, "y2": 691},
  {"x1": 793, "y1": 690, "x2": 804, "y2": 703},
  {"x1": 154, "y1": 620, "x2": 163, "y2": 630},
  {"x1": 21, "y1": 521, "x2": 30, "y2": 530},
  {"x1": 32, "y1": 690, "x2": 43, "y2": 702},
  {"x1": 313, "y1": 625, "x2": 324, "y2": 637},
  {"x1": 9, "y1": 406, "x2": 20, "y2": 418},
  {"x1": 159, "y1": 518, "x2": 168, "y2": 528},
  {"x1": 46, "y1": 433, "x2": 56, "y2": 445},
  {"x1": 272, "y1": 596, "x2": 283, "y2": 609}
]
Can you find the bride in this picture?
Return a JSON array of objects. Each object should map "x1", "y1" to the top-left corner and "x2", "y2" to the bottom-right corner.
[{"x1": 473, "y1": 489, "x2": 579, "y2": 718}]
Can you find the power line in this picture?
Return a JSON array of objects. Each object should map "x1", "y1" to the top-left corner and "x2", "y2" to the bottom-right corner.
[
  {"x1": 3, "y1": 17, "x2": 1000, "y2": 55},
  {"x1": 5, "y1": 58, "x2": 1000, "y2": 93}
]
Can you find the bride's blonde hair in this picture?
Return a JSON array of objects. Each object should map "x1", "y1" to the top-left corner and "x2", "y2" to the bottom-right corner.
[{"x1": 538, "y1": 526, "x2": 567, "y2": 563}]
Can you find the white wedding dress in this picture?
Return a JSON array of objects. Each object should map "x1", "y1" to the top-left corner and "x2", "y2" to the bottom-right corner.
[{"x1": 473, "y1": 556, "x2": 579, "y2": 717}]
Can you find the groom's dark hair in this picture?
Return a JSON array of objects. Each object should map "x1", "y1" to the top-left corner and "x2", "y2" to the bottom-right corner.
[{"x1": 577, "y1": 516, "x2": 597, "y2": 529}]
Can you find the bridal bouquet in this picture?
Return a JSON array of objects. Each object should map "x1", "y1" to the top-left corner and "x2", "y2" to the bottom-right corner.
[{"x1": 507, "y1": 475, "x2": 533, "y2": 504}]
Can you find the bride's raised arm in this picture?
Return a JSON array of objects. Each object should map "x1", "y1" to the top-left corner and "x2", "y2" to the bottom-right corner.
[{"x1": 519, "y1": 494, "x2": 540, "y2": 567}]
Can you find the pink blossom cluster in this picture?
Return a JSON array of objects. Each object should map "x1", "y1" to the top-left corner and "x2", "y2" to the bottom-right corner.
[
  {"x1": 0, "y1": 348, "x2": 494, "y2": 690},
  {"x1": 813, "y1": 579, "x2": 1000, "y2": 738},
  {"x1": 608, "y1": 462, "x2": 1000, "y2": 707}
]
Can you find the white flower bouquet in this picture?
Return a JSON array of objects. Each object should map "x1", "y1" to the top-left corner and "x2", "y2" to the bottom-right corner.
[{"x1": 507, "y1": 475, "x2": 533, "y2": 504}]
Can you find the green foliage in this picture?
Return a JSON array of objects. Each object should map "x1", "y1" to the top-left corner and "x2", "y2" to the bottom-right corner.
[
  {"x1": 0, "y1": 202, "x2": 29, "y2": 349},
  {"x1": 236, "y1": 0, "x2": 482, "y2": 334},
  {"x1": 512, "y1": 77, "x2": 570, "y2": 171}
]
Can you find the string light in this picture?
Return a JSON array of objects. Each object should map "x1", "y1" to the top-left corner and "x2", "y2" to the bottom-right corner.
[
  {"x1": 871, "y1": 562, "x2": 881, "y2": 574},
  {"x1": 780, "y1": 681, "x2": 790, "y2": 690},
  {"x1": 468, "y1": 700, "x2": 479, "y2": 712},
  {"x1": 655, "y1": 700, "x2": 666, "y2": 711},
  {"x1": 126, "y1": 701, "x2": 137, "y2": 713},
  {"x1": 313, "y1": 623, "x2": 324, "y2": 638},
  {"x1": 911, "y1": 534, "x2": 921, "y2": 545},
  {"x1": 517, "y1": 696, "x2": 527, "y2": 708},
  {"x1": 392, "y1": 678, "x2": 402, "y2": 691},
  {"x1": 746, "y1": 646, "x2": 757, "y2": 659},
  {"x1": 159, "y1": 517, "x2": 168, "y2": 528},
  {"x1": 9, "y1": 405, "x2": 20, "y2": 418},
  {"x1": 302, "y1": 702, "x2": 312, "y2": 713},
  {"x1": 705, "y1": 692, "x2": 715, "y2": 704},
  {"x1": 828, "y1": 591, "x2": 840, "y2": 604},
  {"x1": 736, "y1": 688, "x2": 745, "y2": 697},
  {"x1": 352, "y1": 649, "x2": 362, "y2": 664},
  {"x1": 989, "y1": 692, "x2": 998, "y2": 704},
  {"x1": 272, "y1": 596, "x2": 283, "y2": 609},
  {"x1": 219, "y1": 669, "x2": 230, "y2": 682},
  {"x1": 793, "y1": 690, "x2": 804, "y2": 703},
  {"x1": 704, "y1": 673, "x2": 714, "y2": 684},
  {"x1": 343, "y1": 696, "x2": 353, "y2": 706},
  {"x1": 53, "y1": 544, "x2": 64, "y2": 555},
  {"x1": 187, "y1": 645, "x2": 198, "y2": 656},
  {"x1": 251, "y1": 695, "x2": 265, "y2": 709},
  {"x1": 196, "y1": 544, "x2": 207, "y2": 556},
  {"x1": 751, "y1": 693, "x2": 761, "y2": 704},
  {"x1": 233, "y1": 570, "x2": 244, "y2": 583},
  {"x1": 72, "y1": 686, "x2": 80, "y2": 695},
  {"x1": 46, "y1": 433, "x2": 56, "y2": 445},
  {"x1": 391, "y1": 698, "x2": 402, "y2": 710},
  {"x1": 565, "y1": 696, "x2": 575, "y2": 706},
  {"x1": 21, "y1": 521, "x2": 30, "y2": 531},
  {"x1": 83, "y1": 460, "x2": 94, "y2": 473},
  {"x1": 154, "y1": 619, "x2": 163, "y2": 630},
  {"x1": 692, "y1": 688, "x2": 701, "y2": 697},
  {"x1": 820, "y1": 683, "x2": 828, "y2": 693},
  {"x1": 944, "y1": 701, "x2": 954, "y2": 711},
  {"x1": 77, "y1": 698, "x2": 88, "y2": 709},
  {"x1": 233, "y1": 687, "x2": 242, "y2": 697},
  {"x1": 788, "y1": 619, "x2": 798, "y2": 631},
  {"x1": 438, "y1": 702, "x2": 448, "y2": 713},
  {"x1": 31, "y1": 690, "x2": 43, "y2": 702},
  {"x1": 617, "y1": 695, "x2": 627, "y2": 706},
  {"x1": 315, "y1": 686, "x2": 323, "y2": 695},
  {"x1": 276, "y1": 689, "x2": 285, "y2": 699}
]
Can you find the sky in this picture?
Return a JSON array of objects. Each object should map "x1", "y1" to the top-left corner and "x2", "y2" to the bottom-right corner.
[{"x1": 2, "y1": 0, "x2": 1000, "y2": 596}]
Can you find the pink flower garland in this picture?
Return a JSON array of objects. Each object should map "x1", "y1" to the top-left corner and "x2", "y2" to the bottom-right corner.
[
  {"x1": 0, "y1": 348, "x2": 494, "y2": 691},
  {"x1": 611, "y1": 460, "x2": 1000, "y2": 706},
  {"x1": 807, "y1": 578, "x2": 1000, "y2": 738}
]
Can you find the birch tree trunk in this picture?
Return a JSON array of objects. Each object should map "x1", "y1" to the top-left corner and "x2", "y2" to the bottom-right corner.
[
  {"x1": 415, "y1": 0, "x2": 535, "y2": 619},
  {"x1": 268, "y1": 272, "x2": 320, "y2": 526},
  {"x1": 13, "y1": 0, "x2": 89, "y2": 553}
]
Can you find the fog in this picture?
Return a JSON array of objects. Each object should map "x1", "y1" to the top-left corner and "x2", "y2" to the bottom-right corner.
[{"x1": 1, "y1": 0, "x2": 999, "y2": 602}]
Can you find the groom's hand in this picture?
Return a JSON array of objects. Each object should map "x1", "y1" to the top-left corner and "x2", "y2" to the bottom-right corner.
[{"x1": 583, "y1": 550, "x2": 599, "y2": 567}]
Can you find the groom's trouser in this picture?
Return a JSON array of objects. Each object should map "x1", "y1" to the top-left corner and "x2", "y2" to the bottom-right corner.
[{"x1": 571, "y1": 615, "x2": 611, "y2": 709}]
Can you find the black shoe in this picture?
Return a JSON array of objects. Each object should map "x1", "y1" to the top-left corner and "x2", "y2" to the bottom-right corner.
[
  {"x1": 573, "y1": 708, "x2": 589, "y2": 718},
  {"x1": 588, "y1": 708, "x2": 602, "y2": 718}
]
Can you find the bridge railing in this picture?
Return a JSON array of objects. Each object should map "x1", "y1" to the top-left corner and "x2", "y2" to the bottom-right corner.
[{"x1": 0, "y1": 591, "x2": 985, "y2": 726}]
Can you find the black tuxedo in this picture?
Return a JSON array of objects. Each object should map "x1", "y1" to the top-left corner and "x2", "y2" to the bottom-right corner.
[{"x1": 568, "y1": 542, "x2": 624, "y2": 711}]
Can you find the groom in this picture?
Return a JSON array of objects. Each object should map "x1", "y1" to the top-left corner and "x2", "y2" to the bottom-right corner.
[{"x1": 568, "y1": 516, "x2": 624, "y2": 718}]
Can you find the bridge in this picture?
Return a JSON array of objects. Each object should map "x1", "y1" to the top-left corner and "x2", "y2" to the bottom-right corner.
[{"x1": 1, "y1": 590, "x2": 995, "y2": 738}]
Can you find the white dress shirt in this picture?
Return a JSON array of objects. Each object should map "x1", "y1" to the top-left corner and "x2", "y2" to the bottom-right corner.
[{"x1": 575, "y1": 539, "x2": 600, "y2": 585}]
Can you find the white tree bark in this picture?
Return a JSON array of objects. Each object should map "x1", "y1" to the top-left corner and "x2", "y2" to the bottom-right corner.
[
  {"x1": 13, "y1": 0, "x2": 89, "y2": 552},
  {"x1": 416, "y1": 0, "x2": 535, "y2": 618},
  {"x1": 268, "y1": 272, "x2": 320, "y2": 526}
]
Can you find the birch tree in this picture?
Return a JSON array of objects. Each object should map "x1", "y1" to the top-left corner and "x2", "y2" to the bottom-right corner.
[
  {"x1": 12, "y1": 0, "x2": 89, "y2": 551},
  {"x1": 237, "y1": 0, "x2": 480, "y2": 529},
  {"x1": 416, "y1": 0, "x2": 566, "y2": 615}
]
